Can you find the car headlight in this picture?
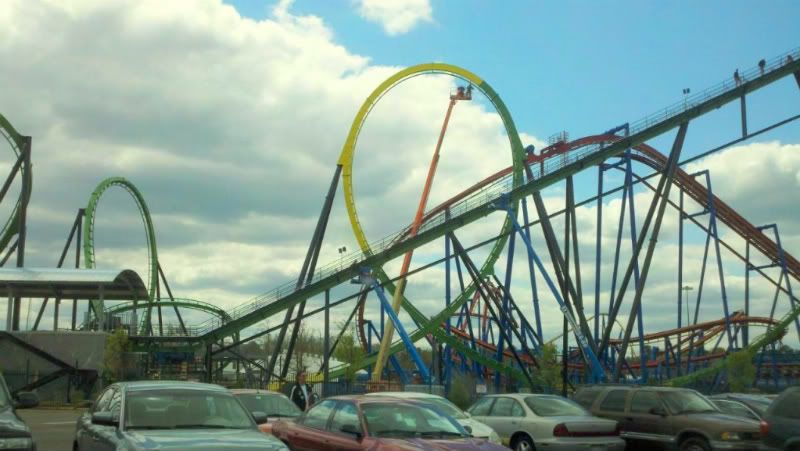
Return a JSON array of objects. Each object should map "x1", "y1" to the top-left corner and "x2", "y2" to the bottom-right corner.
[
  {"x1": 0, "y1": 437, "x2": 33, "y2": 449},
  {"x1": 488, "y1": 430, "x2": 501, "y2": 444},
  {"x1": 720, "y1": 432, "x2": 742, "y2": 441}
]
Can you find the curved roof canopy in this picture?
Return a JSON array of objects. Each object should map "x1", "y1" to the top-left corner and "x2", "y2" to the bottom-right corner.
[{"x1": 0, "y1": 267, "x2": 148, "y2": 300}]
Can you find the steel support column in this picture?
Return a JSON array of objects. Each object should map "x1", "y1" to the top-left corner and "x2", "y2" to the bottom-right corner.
[
  {"x1": 444, "y1": 220, "x2": 453, "y2": 393},
  {"x1": 677, "y1": 188, "x2": 684, "y2": 373},
  {"x1": 615, "y1": 122, "x2": 689, "y2": 377},
  {"x1": 594, "y1": 164, "x2": 603, "y2": 342},
  {"x1": 497, "y1": 200, "x2": 604, "y2": 381},
  {"x1": 744, "y1": 242, "x2": 750, "y2": 347},
  {"x1": 600, "y1": 123, "x2": 688, "y2": 361},
  {"x1": 323, "y1": 289, "x2": 329, "y2": 397},
  {"x1": 740, "y1": 95, "x2": 748, "y2": 138},
  {"x1": 11, "y1": 136, "x2": 31, "y2": 331},
  {"x1": 267, "y1": 164, "x2": 342, "y2": 383},
  {"x1": 495, "y1": 223, "x2": 516, "y2": 391},
  {"x1": 360, "y1": 269, "x2": 430, "y2": 382},
  {"x1": 158, "y1": 264, "x2": 186, "y2": 334},
  {"x1": 448, "y1": 232, "x2": 536, "y2": 389}
]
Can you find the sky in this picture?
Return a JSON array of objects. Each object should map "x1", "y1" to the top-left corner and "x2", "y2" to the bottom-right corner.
[{"x1": 1, "y1": 0, "x2": 799, "y2": 355}]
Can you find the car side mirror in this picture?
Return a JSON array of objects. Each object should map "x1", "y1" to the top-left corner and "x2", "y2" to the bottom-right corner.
[
  {"x1": 340, "y1": 424, "x2": 363, "y2": 440},
  {"x1": 463, "y1": 425, "x2": 473, "y2": 435},
  {"x1": 649, "y1": 407, "x2": 667, "y2": 417},
  {"x1": 92, "y1": 412, "x2": 118, "y2": 427},
  {"x1": 252, "y1": 411, "x2": 268, "y2": 425},
  {"x1": 13, "y1": 392, "x2": 39, "y2": 409}
]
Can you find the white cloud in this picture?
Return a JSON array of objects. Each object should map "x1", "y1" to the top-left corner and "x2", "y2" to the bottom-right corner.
[
  {"x1": 1, "y1": 1, "x2": 798, "y2": 359},
  {"x1": 354, "y1": 0, "x2": 433, "y2": 36},
  {"x1": 0, "y1": 0, "x2": 535, "y2": 334}
]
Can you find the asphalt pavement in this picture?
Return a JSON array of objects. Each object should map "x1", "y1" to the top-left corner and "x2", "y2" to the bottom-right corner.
[{"x1": 17, "y1": 408, "x2": 84, "y2": 451}]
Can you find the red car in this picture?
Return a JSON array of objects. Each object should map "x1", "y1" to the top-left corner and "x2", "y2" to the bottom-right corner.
[{"x1": 271, "y1": 395, "x2": 507, "y2": 451}]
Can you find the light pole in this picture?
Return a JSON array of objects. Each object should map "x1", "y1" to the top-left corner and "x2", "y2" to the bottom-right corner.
[
  {"x1": 338, "y1": 246, "x2": 347, "y2": 268},
  {"x1": 682, "y1": 88, "x2": 691, "y2": 109}
]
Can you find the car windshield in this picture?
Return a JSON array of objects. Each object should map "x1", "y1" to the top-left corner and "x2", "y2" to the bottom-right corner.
[
  {"x1": 661, "y1": 391, "x2": 718, "y2": 415},
  {"x1": 124, "y1": 389, "x2": 255, "y2": 430},
  {"x1": 415, "y1": 397, "x2": 468, "y2": 420},
  {"x1": 525, "y1": 396, "x2": 589, "y2": 417},
  {"x1": 362, "y1": 402, "x2": 467, "y2": 439},
  {"x1": 236, "y1": 393, "x2": 301, "y2": 418}
]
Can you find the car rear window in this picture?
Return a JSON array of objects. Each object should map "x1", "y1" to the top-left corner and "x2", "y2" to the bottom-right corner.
[
  {"x1": 468, "y1": 397, "x2": 494, "y2": 416},
  {"x1": 573, "y1": 387, "x2": 602, "y2": 409},
  {"x1": 599, "y1": 390, "x2": 627, "y2": 412},
  {"x1": 525, "y1": 396, "x2": 588, "y2": 417}
]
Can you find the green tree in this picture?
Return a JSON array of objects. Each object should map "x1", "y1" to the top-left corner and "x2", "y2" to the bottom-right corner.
[
  {"x1": 533, "y1": 343, "x2": 561, "y2": 392},
  {"x1": 333, "y1": 328, "x2": 365, "y2": 382},
  {"x1": 726, "y1": 351, "x2": 756, "y2": 392},
  {"x1": 447, "y1": 372, "x2": 474, "y2": 411},
  {"x1": 103, "y1": 329, "x2": 132, "y2": 384}
]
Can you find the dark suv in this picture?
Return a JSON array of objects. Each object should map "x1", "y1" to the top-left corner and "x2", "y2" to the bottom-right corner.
[
  {"x1": 760, "y1": 386, "x2": 800, "y2": 451},
  {"x1": 574, "y1": 385, "x2": 761, "y2": 451}
]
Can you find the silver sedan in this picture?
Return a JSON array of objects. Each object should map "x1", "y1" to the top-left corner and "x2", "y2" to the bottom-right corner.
[{"x1": 468, "y1": 393, "x2": 625, "y2": 451}]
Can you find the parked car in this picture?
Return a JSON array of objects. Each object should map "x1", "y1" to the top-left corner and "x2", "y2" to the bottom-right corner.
[
  {"x1": 365, "y1": 391, "x2": 501, "y2": 444},
  {"x1": 709, "y1": 394, "x2": 773, "y2": 421},
  {"x1": 0, "y1": 372, "x2": 38, "y2": 451},
  {"x1": 467, "y1": 393, "x2": 624, "y2": 451},
  {"x1": 760, "y1": 386, "x2": 800, "y2": 451},
  {"x1": 271, "y1": 395, "x2": 507, "y2": 450},
  {"x1": 73, "y1": 380, "x2": 288, "y2": 451},
  {"x1": 574, "y1": 385, "x2": 761, "y2": 451},
  {"x1": 231, "y1": 389, "x2": 302, "y2": 435}
]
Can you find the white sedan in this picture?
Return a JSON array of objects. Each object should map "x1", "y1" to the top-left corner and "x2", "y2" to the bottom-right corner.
[
  {"x1": 365, "y1": 391, "x2": 501, "y2": 445},
  {"x1": 468, "y1": 393, "x2": 625, "y2": 451}
]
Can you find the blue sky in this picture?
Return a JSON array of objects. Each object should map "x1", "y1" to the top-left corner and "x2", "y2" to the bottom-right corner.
[{"x1": 227, "y1": 0, "x2": 800, "y2": 153}]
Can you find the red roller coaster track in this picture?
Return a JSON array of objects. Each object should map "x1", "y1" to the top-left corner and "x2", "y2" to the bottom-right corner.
[{"x1": 356, "y1": 133, "x2": 799, "y2": 373}]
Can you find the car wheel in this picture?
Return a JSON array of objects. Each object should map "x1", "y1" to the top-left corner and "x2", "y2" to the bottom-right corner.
[
  {"x1": 512, "y1": 434, "x2": 535, "y2": 451},
  {"x1": 679, "y1": 436, "x2": 710, "y2": 451}
]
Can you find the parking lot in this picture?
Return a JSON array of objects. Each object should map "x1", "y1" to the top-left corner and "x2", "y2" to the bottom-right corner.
[
  {"x1": 15, "y1": 405, "x2": 653, "y2": 451},
  {"x1": 17, "y1": 408, "x2": 84, "y2": 451}
]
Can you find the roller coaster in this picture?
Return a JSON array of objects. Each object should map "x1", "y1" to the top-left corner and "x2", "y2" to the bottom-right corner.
[{"x1": 3, "y1": 47, "x2": 800, "y2": 394}]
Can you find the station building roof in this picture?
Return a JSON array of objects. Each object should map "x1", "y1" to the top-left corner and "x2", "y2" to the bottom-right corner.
[{"x1": 0, "y1": 267, "x2": 148, "y2": 300}]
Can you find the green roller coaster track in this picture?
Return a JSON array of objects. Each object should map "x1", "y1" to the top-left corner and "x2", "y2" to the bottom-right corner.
[
  {"x1": 668, "y1": 299, "x2": 800, "y2": 387},
  {"x1": 105, "y1": 298, "x2": 231, "y2": 323},
  {"x1": 194, "y1": 53, "x2": 800, "y2": 384},
  {"x1": 83, "y1": 177, "x2": 158, "y2": 329},
  {"x1": 0, "y1": 113, "x2": 31, "y2": 254},
  {"x1": 336, "y1": 63, "x2": 526, "y2": 382}
]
